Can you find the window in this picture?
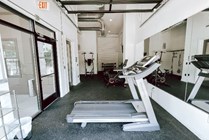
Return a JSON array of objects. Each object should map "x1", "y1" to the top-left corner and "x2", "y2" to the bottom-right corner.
[
  {"x1": 2, "y1": 39, "x2": 21, "y2": 77},
  {"x1": 37, "y1": 41, "x2": 54, "y2": 76}
]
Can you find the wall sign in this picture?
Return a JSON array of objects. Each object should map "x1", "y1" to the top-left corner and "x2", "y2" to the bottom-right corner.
[{"x1": 38, "y1": 1, "x2": 50, "y2": 10}]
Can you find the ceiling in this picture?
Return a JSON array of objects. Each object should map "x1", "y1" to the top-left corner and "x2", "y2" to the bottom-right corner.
[
  {"x1": 56, "y1": 0, "x2": 163, "y2": 36},
  {"x1": 58, "y1": 0, "x2": 162, "y2": 13}
]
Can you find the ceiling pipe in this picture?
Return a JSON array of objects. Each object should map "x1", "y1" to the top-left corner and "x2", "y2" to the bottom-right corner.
[
  {"x1": 78, "y1": 5, "x2": 105, "y2": 19},
  {"x1": 78, "y1": 5, "x2": 105, "y2": 35},
  {"x1": 78, "y1": 13, "x2": 104, "y2": 19},
  {"x1": 78, "y1": 19, "x2": 105, "y2": 36}
]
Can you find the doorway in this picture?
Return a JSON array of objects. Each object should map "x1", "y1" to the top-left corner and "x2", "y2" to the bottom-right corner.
[
  {"x1": 66, "y1": 40, "x2": 73, "y2": 87},
  {"x1": 36, "y1": 36, "x2": 59, "y2": 109},
  {"x1": 203, "y1": 40, "x2": 209, "y2": 54}
]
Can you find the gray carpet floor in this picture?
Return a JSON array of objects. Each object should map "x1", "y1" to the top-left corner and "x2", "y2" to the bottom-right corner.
[{"x1": 31, "y1": 76, "x2": 199, "y2": 140}]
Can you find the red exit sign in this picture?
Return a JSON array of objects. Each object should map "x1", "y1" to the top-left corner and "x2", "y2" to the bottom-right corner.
[{"x1": 38, "y1": 1, "x2": 49, "y2": 10}]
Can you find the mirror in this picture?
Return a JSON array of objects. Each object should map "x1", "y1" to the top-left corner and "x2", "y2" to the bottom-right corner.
[
  {"x1": 145, "y1": 20, "x2": 187, "y2": 100},
  {"x1": 145, "y1": 9, "x2": 209, "y2": 113}
]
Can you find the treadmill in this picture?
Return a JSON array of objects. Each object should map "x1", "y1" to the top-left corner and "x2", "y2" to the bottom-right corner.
[
  {"x1": 186, "y1": 54, "x2": 209, "y2": 113},
  {"x1": 66, "y1": 55, "x2": 161, "y2": 131}
]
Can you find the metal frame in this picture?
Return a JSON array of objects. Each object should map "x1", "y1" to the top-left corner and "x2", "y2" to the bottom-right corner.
[
  {"x1": 57, "y1": 0, "x2": 163, "y2": 14},
  {"x1": 35, "y1": 34, "x2": 60, "y2": 110}
]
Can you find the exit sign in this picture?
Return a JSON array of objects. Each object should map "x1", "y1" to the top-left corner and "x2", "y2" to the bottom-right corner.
[{"x1": 38, "y1": 1, "x2": 50, "y2": 10}]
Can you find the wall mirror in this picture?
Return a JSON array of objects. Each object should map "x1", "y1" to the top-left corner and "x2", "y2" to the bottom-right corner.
[{"x1": 145, "y1": 9, "x2": 209, "y2": 114}]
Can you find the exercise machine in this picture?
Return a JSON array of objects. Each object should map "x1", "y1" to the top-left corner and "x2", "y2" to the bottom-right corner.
[
  {"x1": 167, "y1": 49, "x2": 184, "y2": 74},
  {"x1": 104, "y1": 59, "x2": 128, "y2": 87},
  {"x1": 66, "y1": 55, "x2": 161, "y2": 131},
  {"x1": 82, "y1": 52, "x2": 94, "y2": 76},
  {"x1": 186, "y1": 54, "x2": 209, "y2": 113},
  {"x1": 147, "y1": 51, "x2": 169, "y2": 86}
]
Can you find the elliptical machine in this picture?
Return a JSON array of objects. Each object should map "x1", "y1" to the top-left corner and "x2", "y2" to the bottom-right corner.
[{"x1": 82, "y1": 52, "x2": 94, "y2": 76}]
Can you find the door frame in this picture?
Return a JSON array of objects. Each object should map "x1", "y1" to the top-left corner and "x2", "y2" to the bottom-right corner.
[
  {"x1": 35, "y1": 33, "x2": 60, "y2": 110},
  {"x1": 66, "y1": 40, "x2": 73, "y2": 86}
]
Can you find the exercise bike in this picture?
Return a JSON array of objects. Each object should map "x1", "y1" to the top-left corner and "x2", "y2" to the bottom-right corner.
[
  {"x1": 103, "y1": 59, "x2": 128, "y2": 87},
  {"x1": 147, "y1": 51, "x2": 169, "y2": 86}
]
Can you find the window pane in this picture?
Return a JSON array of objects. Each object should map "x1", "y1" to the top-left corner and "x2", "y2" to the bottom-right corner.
[
  {"x1": 35, "y1": 24, "x2": 54, "y2": 39},
  {"x1": 2, "y1": 39, "x2": 17, "y2": 58},
  {"x1": 0, "y1": 6, "x2": 32, "y2": 31},
  {"x1": 5, "y1": 58, "x2": 21, "y2": 77},
  {"x1": 38, "y1": 41, "x2": 54, "y2": 75},
  {"x1": 0, "y1": 24, "x2": 40, "y2": 117},
  {"x1": 41, "y1": 74, "x2": 56, "y2": 99}
]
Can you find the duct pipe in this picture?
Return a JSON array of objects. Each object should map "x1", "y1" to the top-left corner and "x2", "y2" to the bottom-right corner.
[
  {"x1": 78, "y1": 13, "x2": 104, "y2": 19},
  {"x1": 78, "y1": 5, "x2": 105, "y2": 35},
  {"x1": 78, "y1": 5, "x2": 105, "y2": 19},
  {"x1": 78, "y1": 19, "x2": 105, "y2": 36}
]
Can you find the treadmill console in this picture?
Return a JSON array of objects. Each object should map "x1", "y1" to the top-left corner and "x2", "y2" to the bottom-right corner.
[
  {"x1": 136, "y1": 55, "x2": 160, "y2": 67},
  {"x1": 192, "y1": 55, "x2": 209, "y2": 69},
  {"x1": 126, "y1": 55, "x2": 160, "y2": 74}
]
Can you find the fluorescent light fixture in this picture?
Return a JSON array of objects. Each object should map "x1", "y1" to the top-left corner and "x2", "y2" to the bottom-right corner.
[{"x1": 109, "y1": 19, "x2": 112, "y2": 22}]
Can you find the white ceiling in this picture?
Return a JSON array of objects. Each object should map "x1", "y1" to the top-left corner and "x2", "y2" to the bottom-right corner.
[
  {"x1": 102, "y1": 13, "x2": 123, "y2": 35},
  {"x1": 60, "y1": 0, "x2": 163, "y2": 36}
]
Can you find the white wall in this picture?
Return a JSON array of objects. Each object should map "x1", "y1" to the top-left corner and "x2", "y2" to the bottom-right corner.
[
  {"x1": 182, "y1": 12, "x2": 209, "y2": 83},
  {"x1": 123, "y1": 13, "x2": 138, "y2": 67},
  {"x1": 147, "y1": 83, "x2": 209, "y2": 140},
  {"x1": 119, "y1": 32, "x2": 123, "y2": 65},
  {"x1": 2, "y1": 0, "x2": 79, "y2": 97},
  {"x1": 136, "y1": 0, "x2": 209, "y2": 43},
  {"x1": 59, "y1": 12, "x2": 79, "y2": 94},
  {"x1": 97, "y1": 35, "x2": 121, "y2": 71},
  {"x1": 135, "y1": 41, "x2": 144, "y2": 62},
  {"x1": 78, "y1": 31, "x2": 97, "y2": 74}
]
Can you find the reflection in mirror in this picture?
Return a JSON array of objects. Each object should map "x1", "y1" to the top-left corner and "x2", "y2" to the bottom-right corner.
[
  {"x1": 182, "y1": 10, "x2": 209, "y2": 113},
  {"x1": 186, "y1": 55, "x2": 209, "y2": 113},
  {"x1": 146, "y1": 20, "x2": 187, "y2": 100},
  {"x1": 203, "y1": 40, "x2": 209, "y2": 54},
  {"x1": 146, "y1": 9, "x2": 209, "y2": 113}
]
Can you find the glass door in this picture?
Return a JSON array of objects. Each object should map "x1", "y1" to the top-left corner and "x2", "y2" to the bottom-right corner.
[{"x1": 36, "y1": 38, "x2": 59, "y2": 109}]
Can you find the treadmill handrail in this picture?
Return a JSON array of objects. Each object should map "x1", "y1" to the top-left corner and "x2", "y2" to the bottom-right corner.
[{"x1": 119, "y1": 63, "x2": 160, "y2": 79}]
